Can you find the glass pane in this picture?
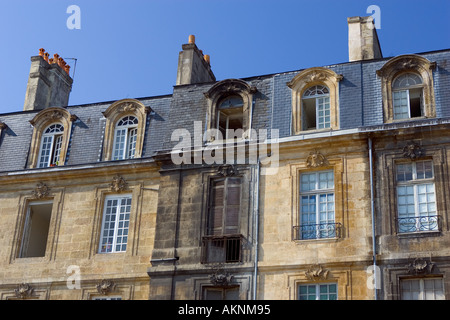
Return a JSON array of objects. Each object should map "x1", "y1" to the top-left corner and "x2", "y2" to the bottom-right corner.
[
  {"x1": 393, "y1": 73, "x2": 422, "y2": 89},
  {"x1": 393, "y1": 90, "x2": 409, "y2": 119}
]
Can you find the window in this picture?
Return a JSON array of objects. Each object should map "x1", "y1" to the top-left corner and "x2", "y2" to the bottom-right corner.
[
  {"x1": 296, "y1": 170, "x2": 338, "y2": 240},
  {"x1": 19, "y1": 201, "x2": 53, "y2": 258},
  {"x1": 99, "y1": 195, "x2": 132, "y2": 253},
  {"x1": 401, "y1": 278, "x2": 444, "y2": 300},
  {"x1": 204, "y1": 79, "x2": 256, "y2": 142},
  {"x1": 396, "y1": 160, "x2": 437, "y2": 233},
  {"x1": 203, "y1": 287, "x2": 240, "y2": 300},
  {"x1": 217, "y1": 95, "x2": 244, "y2": 140},
  {"x1": 112, "y1": 116, "x2": 138, "y2": 160},
  {"x1": 302, "y1": 85, "x2": 331, "y2": 130},
  {"x1": 287, "y1": 67, "x2": 342, "y2": 134},
  {"x1": 392, "y1": 73, "x2": 424, "y2": 120},
  {"x1": 37, "y1": 123, "x2": 64, "y2": 168},
  {"x1": 376, "y1": 54, "x2": 436, "y2": 123},
  {"x1": 202, "y1": 177, "x2": 242, "y2": 263},
  {"x1": 298, "y1": 283, "x2": 337, "y2": 300}
]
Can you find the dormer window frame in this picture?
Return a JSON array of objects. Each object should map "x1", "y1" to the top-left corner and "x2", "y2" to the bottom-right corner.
[
  {"x1": 376, "y1": 54, "x2": 436, "y2": 123},
  {"x1": 204, "y1": 79, "x2": 257, "y2": 143},
  {"x1": 102, "y1": 99, "x2": 151, "y2": 162},
  {"x1": 287, "y1": 67, "x2": 343, "y2": 135},
  {"x1": 28, "y1": 107, "x2": 77, "y2": 169}
]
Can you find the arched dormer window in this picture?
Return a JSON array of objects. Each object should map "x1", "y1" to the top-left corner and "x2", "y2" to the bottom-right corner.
[
  {"x1": 38, "y1": 123, "x2": 64, "y2": 167},
  {"x1": 28, "y1": 107, "x2": 77, "y2": 168},
  {"x1": 302, "y1": 85, "x2": 330, "y2": 130},
  {"x1": 376, "y1": 54, "x2": 436, "y2": 123},
  {"x1": 204, "y1": 79, "x2": 257, "y2": 142},
  {"x1": 392, "y1": 73, "x2": 424, "y2": 120},
  {"x1": 102, "y1": 99, "x2": 150, "y2": 161},
  {"x1": 113, "y1": 115, "x2": 138, "y2": 160},
  {"x1": 287, "y1": 67, "x2": 342, "y2": 135}
]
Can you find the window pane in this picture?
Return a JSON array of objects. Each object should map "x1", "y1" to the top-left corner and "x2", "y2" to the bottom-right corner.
[
  {"x1": 396, "y1": 163, "x2": 413, "y2": 182},
  {"x1": 393, "y1": 90, "x2": 409, "y2": 119}
]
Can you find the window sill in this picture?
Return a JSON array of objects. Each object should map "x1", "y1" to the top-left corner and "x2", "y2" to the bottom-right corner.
[
  {"x1": 293, "y1": 237, "x2": 341, "y2": 244},
  {"x1": 396, "y1": 230, "x2": 441, "y2": 238}
]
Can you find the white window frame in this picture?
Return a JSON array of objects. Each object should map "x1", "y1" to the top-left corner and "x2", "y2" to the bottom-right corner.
[
  {"x1": 299, "y1": 170, "x2": 335, "y2": 239},
  {"x1": 392, "y1": 73, "x2": 424, "y2": 120},
  {"x1": 112, "y1": 116, "x2": 138, "y2": 160},
  {"x1": 302, "y1": 85, "x2": 331, "y2": 130},
  {"x1": 298, "y1": 283, "x2": 338, "y2": 300},
  {"x1": 400, "y1": 278, "x2": 445, "y2": 300},
  {"x1": 38, "y1": 123, "x2": 64, "y2": 168},
  {"x1": 396, "y1": 160, "x2": 437, "y2": 233},
  {"x1": 98, "y1": 194, "x2": 132, "y2": 254}
]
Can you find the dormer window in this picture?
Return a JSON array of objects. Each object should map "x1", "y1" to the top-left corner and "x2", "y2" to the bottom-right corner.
[
  {"x1": 392, "y1": 73, "x2": 423, "y2": 120},
  {"x1": 217, "y1": 95, "x2": 244, "y2": 140},
  {"x1": 113, "y1": 116, "x2": 138, "y2": 160},
  {"x1": 38, "y1": 123, "x2": 64, "y2": 168},
  {"x1": 101, "y1": 99, "x2": 150, "y2": 161},
  {"x1": 302, "y1": 85, "x2": 330, "y2": 130}
]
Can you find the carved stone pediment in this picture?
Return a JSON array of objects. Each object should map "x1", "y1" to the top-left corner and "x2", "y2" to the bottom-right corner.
[
  {"x1": 96, "y1": 279, "x2": 116, "y2": 295},
  {"x1": 306, "y1": 151, "x2": 327, "y2": 168},
  {"x1": 32, "y1": 182, "x2": 50, "y2": 199},
  {"x1": 407, "y1": 258, "x2": 434, "y2": 275},
  {"x1": 218, "y1": 164, "x2": 236, "y2": 177},
  {"x1": 15, "y1": 283, "x2": 34, "y2": 299},
  {"x1": 110, "y1": 175, "x2": 128, "y2": 193},
  {"x1": 402, "y1": 142, "x2": 424, "y2": 160},
  {"x1": 305, "y1": 264, "x2": 329, "y2": 281}
]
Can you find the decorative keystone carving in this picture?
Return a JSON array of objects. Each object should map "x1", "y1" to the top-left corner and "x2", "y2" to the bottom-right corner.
[
  {"x1": 402, "y1": 142, "x2": 424, "y2": 160},
  {"x1": 306, "y1": 151, "x2": 327, "y2": 168},
  {"x1": 96, "y1": 279, "x2": 116, "y2": 295},
  {"x1": 0, "y1": 121, "x2": 7, "y2": 130},
  {"x1": 209, "y1": 265, "x2": 234, "y2": 287},
  {"x1": 218, "y1": 164, "x2": 236, "y2": 177},
  {"x1": 15, "y1": 283, "x2": 34, "y2": 299},
  {"x1": 407, "y1": 258, "x2": 434, "y2": 275},
  {"x1": 305, "y1": 264, "x2": 329, "y2": 281},
  {"x1": 110, "y1": 175, "x2": 128, "y2": 193},
  {"x1": 32, "y1": 182, "x2": 50, "y2": 199}
]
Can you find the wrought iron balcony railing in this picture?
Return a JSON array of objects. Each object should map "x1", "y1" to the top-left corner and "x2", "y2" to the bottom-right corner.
[
  {"x1": 397, "y1": 215, "x2": 440, "y2": 234},
  {"x1": 293, "y1": 222, "x2": 342, "y2": 240},
  {"x1": 201, "y1": 234, "x2": 243, "y2": 264}
]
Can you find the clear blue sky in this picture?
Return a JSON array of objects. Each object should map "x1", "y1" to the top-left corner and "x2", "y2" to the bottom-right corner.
[{"x1": 0, "y1": 0, "x2": 449, "y2": 114}]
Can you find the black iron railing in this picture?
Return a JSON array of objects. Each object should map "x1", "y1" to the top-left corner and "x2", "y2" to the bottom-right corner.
[
  {"x1": 293, "y1": 222, "x2": 342, "y2": 240},
  {"x1": 397, "y1": 215, "x2": 440, "y2": 233},
  {"x1": 201, "y1": 235, "x2": 243, "y2": 263}
]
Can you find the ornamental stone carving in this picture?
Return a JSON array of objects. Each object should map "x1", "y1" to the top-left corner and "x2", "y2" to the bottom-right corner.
[
  {"x1": 306, "y1": 151, "x2": 327, "y2": 168},
  {"x1": 218, "y1": 164, "x2": 236, "y2": 177},
  {"x1": 407, "y1": 258, "x2": 434, "y2": 275},
  {"x1": 110, "y1": 175, "x2": 128, "y2": 193},
  {"x1": 209, "y1": 265, "x2": 234, "y2": 287},
  {"x1": 32, "y1": 182, "x2": 50, "y2": 199},
  {"x1": 402, "y1": 142, "x2": 424, "y2": 160},
  {"x1": 15, "y1": 283, "x2": 34, "y2": 299},
  {"x1": 305, "y1": 264, "x2": 329, "y2": 281},
  {"x1": 96, "y1": 279, "x2": 116, "y2": 295}
]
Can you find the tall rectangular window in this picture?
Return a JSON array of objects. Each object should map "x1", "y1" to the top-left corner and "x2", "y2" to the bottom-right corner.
[
  {"x1": 401, "y1": 278, "x2": 444, "y2": 300},
  {"x1": 202, "y1": 177, "x2": 242, "y2": 263},
  {"x1": 19, "y1": 201, "x2": 53, "y2": 258},
  {"x1": 99, "y1": 195, "x2": 132, "y2": 253},
  {"x1": 297, "y1": 170, "x2": 336, "y2": 240},
  {"x1": 396, "y1": 160, "x2": 437, "y2": 233},
  {"x1": 298, "y1": 283, "x2": 337, "y2": 300}
]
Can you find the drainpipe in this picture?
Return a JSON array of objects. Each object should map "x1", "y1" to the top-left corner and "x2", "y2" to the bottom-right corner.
[
  {"x1": 368, "y1": 136, "x2": 378, "y2": 300},
  {"x1": 252, "y1": 158, "x2": 261, "y2": 300}
]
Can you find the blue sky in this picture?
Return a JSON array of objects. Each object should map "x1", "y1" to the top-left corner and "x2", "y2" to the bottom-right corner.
[{"x1": 0, "y1": 0, "x2": 449, "y2": 114}]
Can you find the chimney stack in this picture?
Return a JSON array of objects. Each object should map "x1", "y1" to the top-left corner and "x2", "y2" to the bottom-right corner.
[
  {"x1": 23, "y1": 48, "x2": 73, "y2": 111},
  {"x1": 347, "y1": 16, "x2": 382, "y2": 62},
  {"x1": 176, "y1": 35, "x2": 215, "y2": 85}
]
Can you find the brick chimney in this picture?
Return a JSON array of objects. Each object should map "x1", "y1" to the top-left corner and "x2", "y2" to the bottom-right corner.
[
  {"x1": 23, "y1": 49, "x2": 73, "y2": 111},
  {"x1": 176, "y1": 35, "x2": 216, "y2": 85},
  {"x1": 347, "y1": 16, "x2": 382, "y2": 62}
]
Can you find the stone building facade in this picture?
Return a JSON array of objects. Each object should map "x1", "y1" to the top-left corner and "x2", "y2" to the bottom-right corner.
[{"x1": 0, "y1": 16, "x2": 449, "y2": 300}]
